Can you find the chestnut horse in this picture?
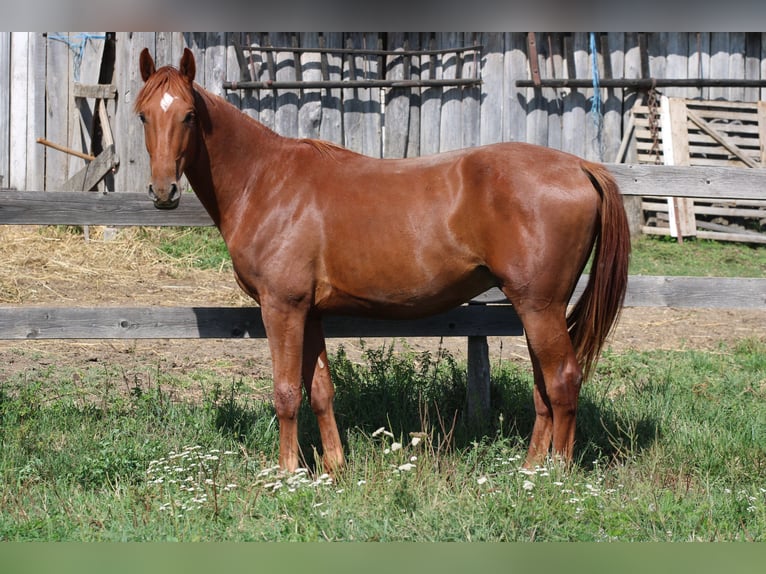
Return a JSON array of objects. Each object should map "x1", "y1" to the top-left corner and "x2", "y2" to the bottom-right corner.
[{"x1": 136, "y1": 48, "x2": 630, "y2": 472}]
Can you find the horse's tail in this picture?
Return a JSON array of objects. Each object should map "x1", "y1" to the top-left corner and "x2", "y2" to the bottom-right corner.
[{"x1": 567, "y1": 161, "x2": 631, "y2": 380}]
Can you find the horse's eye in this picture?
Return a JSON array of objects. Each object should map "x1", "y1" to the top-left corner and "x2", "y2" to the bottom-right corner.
[
  {"x1": 183, "y1": 111, "x2": 196, "y2": 125},
  {"x1": 138, "y1": 112, "x2": 146, "y2": 124}
]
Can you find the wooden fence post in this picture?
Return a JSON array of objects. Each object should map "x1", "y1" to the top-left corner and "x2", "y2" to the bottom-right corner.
[{"x1": 466, "y1": 332, "x2": 491, "y2": 429}]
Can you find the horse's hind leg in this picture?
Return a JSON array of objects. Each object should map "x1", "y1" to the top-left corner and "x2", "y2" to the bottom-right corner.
[
  {"x1": 515, "y1": 305, "x2": 583, "y2": 467},
  {"x1": 302, "y1": 317, "x2": 345, "y2": 473}
]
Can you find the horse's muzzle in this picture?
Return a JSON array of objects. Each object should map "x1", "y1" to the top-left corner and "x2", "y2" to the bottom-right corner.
[{"x1": 148, "y1": 182, "x2": 181, "y2": 210}]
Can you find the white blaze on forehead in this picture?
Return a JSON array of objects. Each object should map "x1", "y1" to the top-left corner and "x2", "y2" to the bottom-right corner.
[{"x1": 160, "y1": 92, "x2": 176, "y2": 113}]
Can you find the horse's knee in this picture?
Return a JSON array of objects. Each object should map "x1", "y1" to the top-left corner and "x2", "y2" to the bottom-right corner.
[
  {"x1": 547, "y1": 360, "x2": 583, "y2": 414},
  {"x1": 274, "y1": 382, "x2": 302, "y2": 420}
]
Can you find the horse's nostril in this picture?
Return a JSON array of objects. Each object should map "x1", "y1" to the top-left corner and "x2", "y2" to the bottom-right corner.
[
  {"x1": 148, "y1": 184, "x2": 157, "y2": 201},
  {"x1": 169, "y1": 182, "x2": 180, "y2": 201}
]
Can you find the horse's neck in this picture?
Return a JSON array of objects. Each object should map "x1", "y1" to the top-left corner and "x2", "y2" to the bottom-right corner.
[{"x1": 185, "y1": 90, "x2": 278, "y2": 228}]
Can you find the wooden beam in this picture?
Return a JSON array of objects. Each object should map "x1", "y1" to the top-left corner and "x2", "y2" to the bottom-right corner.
[
  {"x1": 0, "y1": 276, "x2": 763, "y2": 341},
  {"x1": 0, "y1": 189, "x2": 213, "y2": 226},
  {"x1": 0, "y1": 304, "x2": 523, "y2": 340}
]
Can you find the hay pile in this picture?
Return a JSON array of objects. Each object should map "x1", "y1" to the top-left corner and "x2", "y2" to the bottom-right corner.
[{"x1": 0, "y1": 226, "x2": 249, "y2": 307}]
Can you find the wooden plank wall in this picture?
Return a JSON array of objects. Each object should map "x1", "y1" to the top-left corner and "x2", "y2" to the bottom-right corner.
[{"x1": 4, "y1": 32, "x2": 766, "y2": 192}]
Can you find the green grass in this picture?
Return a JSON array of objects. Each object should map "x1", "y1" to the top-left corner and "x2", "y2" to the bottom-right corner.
[
  {"x1": 628, "y1": 235, "x2": 766, "y2": 277},
  {"x1": 1, "y1": 340, "x2": 764, "y2": 541}
]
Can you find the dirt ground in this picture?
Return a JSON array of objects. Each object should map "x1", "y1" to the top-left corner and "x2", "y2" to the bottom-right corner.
[{"x1": 1, "y1": 226, "x2": 765, "y2": 383}]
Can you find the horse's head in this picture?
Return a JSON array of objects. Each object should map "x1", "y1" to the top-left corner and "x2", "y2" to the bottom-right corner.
[{"x1": 135, "y1": 48, "x2": 198, "y2": 209}]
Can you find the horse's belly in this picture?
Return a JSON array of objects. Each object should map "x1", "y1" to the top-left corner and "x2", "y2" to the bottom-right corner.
[{"x1": 315, "y1": 265, "x2": 497, "y2": 319}]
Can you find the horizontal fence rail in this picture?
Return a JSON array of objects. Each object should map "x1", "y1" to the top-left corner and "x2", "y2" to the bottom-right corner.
[
  {"x1": 1, "y1": 275, "x2": 764, "y2": 341},
  {"x1": 2, "y1": 164, "x2": 766, "y2": 226}
]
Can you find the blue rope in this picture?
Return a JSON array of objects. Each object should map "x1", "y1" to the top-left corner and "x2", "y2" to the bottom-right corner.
[
  {"x1": 48, "y1": 33, "x2": 107, "y2": 81},
  {"x1": 589, "y1": 32, "x2": 602, "y2": 119}
]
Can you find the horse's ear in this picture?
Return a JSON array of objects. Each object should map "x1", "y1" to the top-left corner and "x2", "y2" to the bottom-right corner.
[
  {"x1": 139, "y1": 48, "x2": 156, "y2": 82},
  {"x1": 179, "y1": 48, "x2": 196, "y2": 84}
]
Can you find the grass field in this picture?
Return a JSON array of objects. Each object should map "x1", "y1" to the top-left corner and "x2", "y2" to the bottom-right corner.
[
  {"x1": 1, "y1": 337, "x2": 764, "y2": 541},
  {"x1": 0, "y1": 231, "x2": 765, "y2": 541}
]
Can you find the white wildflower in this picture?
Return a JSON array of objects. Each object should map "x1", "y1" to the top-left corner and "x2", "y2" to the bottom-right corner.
[{"x1": 522, "y1": 480, "x2": 535, "y2": 491}]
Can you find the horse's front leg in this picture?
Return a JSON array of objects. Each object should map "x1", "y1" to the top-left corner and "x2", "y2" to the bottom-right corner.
[
  {"x1": 261, "y1": 302, "x2": 308, "y2": 472},
  {"x1": 302, "y1": 316, "x2": 345, "y2": 473}
]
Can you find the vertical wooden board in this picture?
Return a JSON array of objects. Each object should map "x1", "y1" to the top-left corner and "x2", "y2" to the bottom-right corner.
[
  {"x1": 26, "y1": 33, "x2": 45, "y2": 191},
  {"x1": 9, "y1": 32, "x2": 29, "y2": 190},
  {"x1": 361, "y1": 32, "x2": 382, "y2": 158},
  {"x1": 203, "y1": 33, "x2": 226, "y2": 100},
  {"x1": 319, "y1": 32, "x2": 343, "y2": 146},
  {"x1": 461, "y1": 32, "x2": 480, "y2": 150},
  {"x1": 762, "y1": 34, "x2": 766, "y2": 102},
  {"x1": 663, "y1": 97, "x2": 696, "y2": 238},
  {"x1": 298, "y1": 32, "x2": 322, "y2": 140},
  {"x1": 342, "y1": 33, "x2": 362, "y2": 152},
  {"x1": 271, "y1": 32, "x2": 300, "y2": 137},
  {"x1": 525, "y1": 32, "x2": 548, "y2": 147},
  {"x1": 709, "y1": 32, "x2": 730, "y2": 101},
  {"x1": 248, "y1": 33, "x2": 273, "y2": 126},
  {"x1": 225, "y1": 32, "x2": 242, "y2": 112},
  {"x1": 561, "y1": 34, "x2": 586, "y2": 158},
  {"x1": 757, "y1": 101, "x2": 766, "y2": 166},
  {"x1": 504, "y1": 32, "x2": 527, "y2": 144},
  {"x1": 744, "y1": 32, "x2": 761, "y2": 103},
  {"x1": 155, "y1": 32, "x2": 173, "y2": 67},
  {"x1": 68, "y1": 33, "x2": 105, "y2": 180},
  {"x1": 419, "y1": 32, "x2": 442, "y2": 155},
  {"x1": 663, "y1": 32, "x2": 689, "y2": 99},
  {"x1": 342, "y1": 32, "x2": 381, "y2": 156},
  {"x1": 687, "y1": 32, "x2": 709, "y2": 100},
  {"x1": 403, "y1": 32, "x2": 421, "y2": 158},
  {"x1": 545, "y1": 33, "x2": 564, "y2": 151},
  {"x1": 44, "y1": 32, "x2": 72, "y2": 188},
  {"x1": 438, "y1": 32, "x2": 463, "y2": 152},
  {"x1": 113, "y1": 32, "x2": 155, "y2": 192},
  {"x1": 0, "y1": 32, "x2": 10, "y2": 188},
  {"x1": 237, "y1": 32, "x2": 261, "y2": 121},
  {"x1": 603, "y1": 33, "x2": 625, "y2": 162},
  {"x1": 383, "y1": 32, "x2": 411, "y2": 158},
  {"x1": 274, "y1": 32, "x2": 298, "y2": 139},
  {"x1": 727, "y1": 32, "x2": 746, "y2": 102},
  {"x1": 479, "y1": 32, "x2": 504, "y2": 146}
]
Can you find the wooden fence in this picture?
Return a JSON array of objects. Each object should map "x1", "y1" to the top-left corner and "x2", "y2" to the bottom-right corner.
[
  {"x1": 5, "y1": 32, "x2": 766, "y2": 194},
  {"x1": 2, "y1": 164, "x2": 766, "y2": 421}
]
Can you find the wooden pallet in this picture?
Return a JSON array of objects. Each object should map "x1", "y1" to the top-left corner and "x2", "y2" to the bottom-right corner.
[{"x1": 630, "y1": 97, "x2": 766, "y2": 243}]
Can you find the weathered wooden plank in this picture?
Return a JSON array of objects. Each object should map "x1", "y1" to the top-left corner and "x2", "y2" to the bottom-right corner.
[
  {"x1": 479, "y1": 33, "x2": 504, "y2": 146},
  {"x1": 504, "y1": 33, "x2": 527, "y2": 145},
  {"x1": 2, "y1": 163, "x2": 766, "y2": 225},
  {"x1": 473, "y1": 276, "x2": 766, "y2": 309},
  {"x1": 1, "y1": 275, "x2": 763, "y2": 341},
  {"x1": 319, "y1": 32, "x2": 344, "y2": 147},
  {"x1": 113, "y1": 32, "x2": 154, "y2": 194},
  {"x1": 438, "y1": 32, "x2": 463, "y2": 153},
  {"x1": 419, "y1": 33, "x2": 442, "y2": 156},
  {"x1": 527, "y1": 32, "x2": 549, "y2": 148},
  {"x1": 298, "y1": 32, "x2": 322, "y2": 141},
  {"x1": 605, "y1": 163, "x2": 766, "y2": 200},
  {"x1": 0, "y1": 32, "x2": 10, "y2": 189},
  {"x1": 61, "y1": 145, "x2": 119, "y2": 192},
  {"x1": 44, "y1": 33, "x2": 73, "y2": 189},
  {"x1": 0, "y1": 304, "x2": 524, "y2": 340},
  {"x1": 0, "y1": 190, "x2": 213, "y2": 226},
  {"x1": 9, "y1": 33, "x2": 29, "y2": 190}
]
